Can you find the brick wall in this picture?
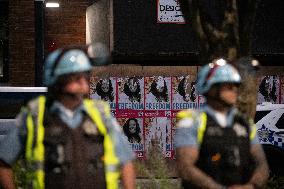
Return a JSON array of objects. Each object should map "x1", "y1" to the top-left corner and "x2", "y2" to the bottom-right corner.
[
  {"x1": 45, "y1": 0, "x2": 91, "y2": 52},
  {"x1": 9, "y1": 0, "x2": 35, "y2": 86},
  {"x1": 8, "y1": 0, "x2": 91, "y2": 86}
]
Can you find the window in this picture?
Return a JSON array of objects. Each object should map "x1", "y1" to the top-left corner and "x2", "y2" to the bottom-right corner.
[{"x1": 0, "y1": 1, "x2": 8, "y2": 82}]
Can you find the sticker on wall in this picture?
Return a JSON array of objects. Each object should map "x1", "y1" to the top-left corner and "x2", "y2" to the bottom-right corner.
[{"x1": 157, "y1": 0, "x2": 185, "y2": 24}]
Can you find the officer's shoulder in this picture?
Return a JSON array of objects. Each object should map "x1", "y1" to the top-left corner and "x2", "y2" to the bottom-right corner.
[
  {"x1": 176, "y1": 109, "x2": 201, "y2": 121},
  {"x1": 86, "y1": 99, "x2": 110, "y2": 112},
  {"x1": 91, "y1": 99, "x2": 109, "y2": 106},
  {"x1": 26, "y1": 96, "x2": 44, "y2": 113},
  {"x1": 176, "y1": 109, "x2": 202, "y2": 129}
]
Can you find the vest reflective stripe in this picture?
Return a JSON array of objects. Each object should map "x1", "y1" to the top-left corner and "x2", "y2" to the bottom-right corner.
[
  {"x1": 25, "y1": 96, "x2": 46, "y2": 189},
  {"x1": 84, "y1": 99, "x2": 120, "y2": 189},
  {"x1": 25, "y1": 114, "x2": 34, "y2": 160},
  {"x1": 249, "y1": 119, "x2": 257, "y2": 140},
  {"x1": 196, "y1": 112, "x2": 255, "y2": 144},
  {"x1": 197, "y1": 112, "x2": 207, "y2": 144},
  {"x1": 25, "y1": 97, "x2": 119, "y2": 189}
]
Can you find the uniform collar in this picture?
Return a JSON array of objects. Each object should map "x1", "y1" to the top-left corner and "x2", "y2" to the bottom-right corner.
[
  {"x1": 202, "y1": 104, "x2": 237, "y2": 127},
  {"x1": 49, "y1": 100, "x2": 86, "y2": 128}
]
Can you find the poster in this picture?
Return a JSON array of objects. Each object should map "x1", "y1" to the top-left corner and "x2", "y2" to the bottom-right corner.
[
  {"x1": 145, "y1": 117, "x2": 172, "y2": 157},
  {"x1": 90, "y1": 75, "x2": 201, "y2": 159},
  {"x1": 172, "y1": 76, "x2": 198, "y2": 110},
  {"x1": 117, "y1": 117, "x2": 145, "y2": 158},
  {"x1": 90, "y1": 77, "x2": 117, "y2": 111},
  {"x1": 117, "y1": 77, "x2": 144, "y2": 118},
  {"x1": 157, "y1": 0, "x2": 185, "y2": 24},
  {"x1": 89, "y1": 75, "x2": 284, "y2": 158},
  {"x1": 257, "y1": 76, "x2": 280, "y2": 104}
]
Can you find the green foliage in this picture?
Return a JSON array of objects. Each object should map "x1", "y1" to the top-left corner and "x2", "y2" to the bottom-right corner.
[
  {"x1": 12, "y1": 147, "x2": 283, "y2": 189},
  {"x1": 135, "y1": 140, "x2": 181, "y2": 189},
  {"x1": 265, "y1": 176, "x2": 284, "y2": 189},
  {"x1": 12, "y1": 160, "x2": 32, "y2": 189}
]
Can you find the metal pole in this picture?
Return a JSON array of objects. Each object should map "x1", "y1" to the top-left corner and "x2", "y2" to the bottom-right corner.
[{"x1": 34, "y1": 0, "x2": 45, "y2": 86}]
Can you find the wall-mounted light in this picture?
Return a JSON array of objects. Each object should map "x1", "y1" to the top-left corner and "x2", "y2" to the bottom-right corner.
[{"x1": 45, "y1": 2, "x2": 60, "y2": 8}]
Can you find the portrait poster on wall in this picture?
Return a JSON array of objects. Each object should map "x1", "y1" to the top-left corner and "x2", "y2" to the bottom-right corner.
[
  {"x1": 172, "y1": 76, "x2": 198, "y2": 111},
  {"x1": 117, "y1": 77, "x2": 145, "y2": 118},
  {"x1": 257, "y1": 76, "x2": 281, "y2": 104},
  {"x1": 144, "y1": 76, "x2": 172, "y2": 157},
  {"x1": 117, "y1": 117, "x2": 144, "y2": 158},
  {"x1": 90, "y1": 77, "x2": 117, "y2": 113},
  {"x1": 90, "y1": 75, "x2": 203, "y2": 159}
]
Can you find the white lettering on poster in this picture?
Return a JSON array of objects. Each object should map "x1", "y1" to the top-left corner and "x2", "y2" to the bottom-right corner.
[
  {"x1": 118, "y1": 103, "x2": 144, "y2": 109},
  {"x1": 146, "y1": 102, "x2": 171, "y2": 110}
]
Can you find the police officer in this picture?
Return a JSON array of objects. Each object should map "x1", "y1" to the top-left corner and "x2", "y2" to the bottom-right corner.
[
  {"x1": 0, "y1": 48, "x2": 135, "y2": 189},
  {"x1": 175, "y1": 59, "x2": 269, "y2": 189}
]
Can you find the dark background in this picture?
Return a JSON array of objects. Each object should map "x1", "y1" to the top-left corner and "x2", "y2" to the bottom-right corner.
[{"x1": 113, "y1": 0, "x2": 284, "y2": 64}]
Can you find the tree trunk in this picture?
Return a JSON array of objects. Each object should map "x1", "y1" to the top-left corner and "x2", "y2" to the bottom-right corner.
[{"x1": 179, "y1": 0, "x2": 259, "y2": 118}]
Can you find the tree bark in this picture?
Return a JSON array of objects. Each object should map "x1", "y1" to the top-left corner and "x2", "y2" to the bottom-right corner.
[{"x1": 179, "y1": 0, "x2": 259, "y2": 118}]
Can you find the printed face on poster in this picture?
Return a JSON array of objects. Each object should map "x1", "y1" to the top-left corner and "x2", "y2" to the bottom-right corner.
[
  {"x1": 90, "y1": 75, "x2": 203, "y2": 159},
  {"x1": 145, "y1": 76, "x2": 171, "y2": 110},
  {"x1": 90, "y1": 77, "x2": 116, "y2": 110},
  {"x1": 172, "y1": 76, "x2": 199, "y2": 110},
  {"x1": 118, "y1": 117, "x2": 144, "y2": 157},
  {"x1": 117, "y1": 77, "x2": 144, "y2": 111},
  {"x1": 257, "y1": 76, "x2": 280, "y2": 104}
]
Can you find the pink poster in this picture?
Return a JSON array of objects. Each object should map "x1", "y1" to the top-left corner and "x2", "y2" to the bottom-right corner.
[
  {"x1": 144, "y1": 117, "x2": 172, "y2": 157},
  {"x1": 172, "y1": 76, "x2": 198, "y2": 110},
  {"x1": 90, "y1": 75, "x2": 201, "y2": 159},
  {"x1": 117, "y1": 77, "x2": 144, "y2": 118},
  {"x1": 117, "y1": 117, "x2": 145, "y2": 159}
]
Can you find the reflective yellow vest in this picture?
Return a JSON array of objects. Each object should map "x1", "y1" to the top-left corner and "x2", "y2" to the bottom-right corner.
[
  {"x1": 176, "y1": 109, "x2": 257, "y2": 144},
  {"x1": 24, "y1": 96, "x2": 120, "y2": 189}
]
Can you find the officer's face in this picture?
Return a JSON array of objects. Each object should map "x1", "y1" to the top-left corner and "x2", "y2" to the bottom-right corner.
[
  {"x1": 219, "y1": 83, "x2": 239, "y2": 105},
  {"x1": 63, "y1": 72, "x2": 90, "y2": 96},
  {"x1": 129, "y1": 120, "x2": 137, "y2": 134}
]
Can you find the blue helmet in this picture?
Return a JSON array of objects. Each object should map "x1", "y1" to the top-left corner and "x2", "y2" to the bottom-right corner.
[
  {"x1": 43, "y1": 48, "x2": 93, "y2": 86},
  {"x1": 196, "y1": 59, "x2": 241, "y2": 95}
]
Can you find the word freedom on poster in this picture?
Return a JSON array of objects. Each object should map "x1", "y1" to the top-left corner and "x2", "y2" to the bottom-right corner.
[{"x1": 90, "y1": 76, "x2": 201, "y2": 158}]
